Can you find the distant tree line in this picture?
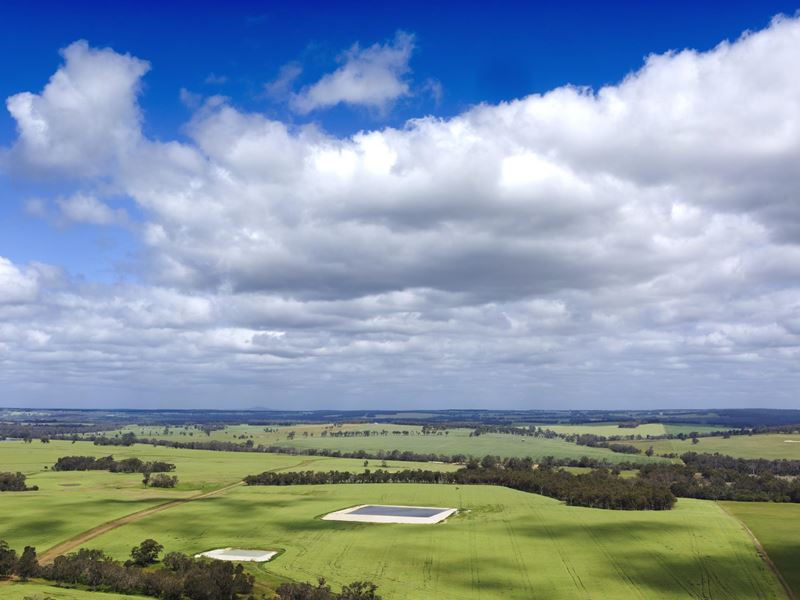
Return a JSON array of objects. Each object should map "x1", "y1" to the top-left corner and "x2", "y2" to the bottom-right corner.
[
  {"x1": 470, "y1": 425, "x2": 559, "y2": 438},
  {"x1": 469, "y1": 424, "x2": 703, "y2": 449},
  {"x1": 93, "y1": 431, "x2": 139, "y2": 446},
  {"x1": 468, "y1": 422, "x2": 800, "y2": 446},
  {"x1": 0, "y1": 423, "x2": 118, "y2": 441},
  {"x1": 71, "y1": 432, "x2": 653, "y2": 471},
  {"x1": 638, "y1": 452, "x2": 800, "y2": 502},
  {"x1": 245, "y1": 461, "x2": 676, "y2": 511},
  {"x1": 0, "y1": 472, "x2": 37, "y2": 492},
  {"x1": 53, "y1": 455, "x2": 175, "y2": 474}
]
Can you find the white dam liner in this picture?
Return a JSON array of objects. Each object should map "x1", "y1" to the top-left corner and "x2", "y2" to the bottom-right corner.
[
  {"x1": 322, "y1": 504, "x2": 457, "y2": 524},
  {"x1": 195, "y1": 548, "x2": 277, "y2": 562}
]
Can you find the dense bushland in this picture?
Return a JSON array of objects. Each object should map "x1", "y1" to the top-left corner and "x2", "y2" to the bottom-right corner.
[{"x1": 638, "y1": 452, "x2": 800, "y2": 502}]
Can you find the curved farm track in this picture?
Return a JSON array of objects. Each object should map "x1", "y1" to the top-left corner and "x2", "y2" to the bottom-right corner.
[{"x1": 38, "y1": 481, "x2": 244, "y2": 564}]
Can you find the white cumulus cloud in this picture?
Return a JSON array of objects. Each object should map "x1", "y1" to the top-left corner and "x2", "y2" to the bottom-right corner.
[
  {"x1": 291, "y1": 31, "x2": 415, "y2": 114},
  {"x1": 56, "y1": 193, "x2": 129, "y2": 226},
  {"x1": 2, "y1": 17, "x2": 800, "y2": 408},
  {"x1": 0, "y1": 258, "x2": 39, "y2": 304},
  {"x1": 4, "y1": 40, "x2": 149, "y2": 178}
]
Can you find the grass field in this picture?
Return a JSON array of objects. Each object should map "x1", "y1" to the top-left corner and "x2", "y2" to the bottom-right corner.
[
  {"x1": 2, "y1": 438, "x2": 791, "y2": 599},
  {"x1": 79, "y1": 484, "x2": 783, "y2": 600},
  {"x1": 721, "y1": 501, "x2": 800, "y2": 598},
  {"x1": 628, "y1": 433, "x2": 800, "y2": 460},
  {"x1": 535, "y1": 423, "x2": 723, "y2": 437},
  {"x1": 111, "y1": 423, "x2": 668, "y2": 464},
  {"x1": 3, "y1": 582, "x2": 147, "y2": 600},
  {"x1": 0, "y1": 440, "x2": 455, "y2": 550}
]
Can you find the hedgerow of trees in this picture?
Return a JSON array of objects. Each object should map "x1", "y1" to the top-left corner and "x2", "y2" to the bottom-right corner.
[
  {"x1": 52, "y1": 455, "x2": 175, "y2": 474},
  {"x1": 245, "y1": 460, "x2": 676, "y2": 511}
]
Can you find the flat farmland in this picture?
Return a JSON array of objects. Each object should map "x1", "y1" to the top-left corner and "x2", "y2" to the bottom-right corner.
[
  {"x1": 628, "y1": 433, "x2": 800, "y2": 460},
  {"x1": 113, "y1": 423, "x2": 668, "y2": 464},
  {"x1": 3, "y1": 582, "x2": 146, "y2": 600},
  {"x1": 80, "y1": 483, "x2": 783, "y2": 600},
  {"x1": 0, "y1": 440, "x2": 455, "y2": 550}
]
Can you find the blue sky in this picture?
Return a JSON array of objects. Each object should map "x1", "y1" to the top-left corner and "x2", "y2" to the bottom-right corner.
[
  {"x1": 1, "y1": 2, "x2": 799, "y2": 409},
  {"x1": 0, "y1": 0, "x2": 795, "y2": 279}
]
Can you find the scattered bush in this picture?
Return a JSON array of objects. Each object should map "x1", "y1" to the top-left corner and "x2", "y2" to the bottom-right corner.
[
  {"x1": 147, "y1": 473, "x2": 178, "y2": 488},
  {"x1": 0, "y1": 471, "x2": 37, "y2": 492}
]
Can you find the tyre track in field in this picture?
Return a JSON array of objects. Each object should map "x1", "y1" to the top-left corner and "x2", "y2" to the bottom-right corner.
[
  {"x1": 503, "y1": 517, "x2": 534, "y2": 597},
  {"x1": 38, "y1": 455, "x2": 321, "y2": 565},
  {"x1": 718, "y1": 503, "x2": 796, "y2": 600},
  {"x1": 625, "y1": 529, "x2": 702, "y2": 600},
  {"x1": 37, "y1": 480, "x2": 245, "y2": 564},
  {"x1": 538, "y1": 520, "x2": 588, "y2": 597},
  {"x1": 579, "y1": 515, "x2": 645, "y2": 600}
]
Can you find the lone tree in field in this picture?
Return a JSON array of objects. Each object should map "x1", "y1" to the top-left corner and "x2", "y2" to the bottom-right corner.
[
  {"x1": 148, "y1": 473, "x2": 178, "y2": 488},
  {"x1": 0, "y1": 540, "x2": 17, "y2": 578},
  {"x1": 15, "y1": 545, "x2": 38, "y2": 580},
  {"x1": 129, "y1": 539, "x2": 163, "y2": 566}
]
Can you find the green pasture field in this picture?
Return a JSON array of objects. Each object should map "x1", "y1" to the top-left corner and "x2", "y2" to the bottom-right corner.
[
  {"x1": 721, "y1": 501, "x2": 800, "y2": 598},
  {"x1": 628, "y1": 433, "x2": 800, "y2": 460},
  {"x1": 3, "y1": 582, "x2": 147, "y2": 600},
  {"x1": 0, "y1": 440, "x2": 455, "y2": 550},
  {"x1": 111, "y1": 423, "x2": 668, "y2": 464},
  {"x1": 81, "y1": 483, "x2": 783, "y2": 600},
  {"x1": 534, "y1": 422, "x2": 723, "y2": 437}
]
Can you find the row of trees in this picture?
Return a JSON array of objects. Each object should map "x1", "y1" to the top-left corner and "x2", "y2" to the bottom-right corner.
[
  {"x1": 0, "y1": 472, "x2": 37, "y2": 491},
  {"x1": 275, "y1": 578, "x2": 381, "y2": 599},
  {"x1": 52, "y1": 455, "x2": 175, "y2": 474},
  {"x1": 245, "y1": 465, "x2": 676, "y2": 511}
]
